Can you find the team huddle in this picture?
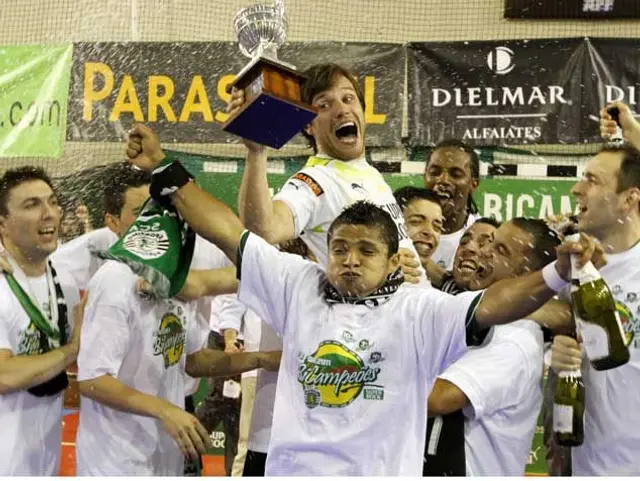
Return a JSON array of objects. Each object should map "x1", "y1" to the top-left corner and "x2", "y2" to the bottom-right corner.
[{"x1": 1, "y1": 62, "x2": 640, "y2": 476}]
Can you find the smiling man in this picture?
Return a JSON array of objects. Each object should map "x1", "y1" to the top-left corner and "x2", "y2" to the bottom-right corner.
[
  {"x1": 394, "y1": 186, "x2": 443, "y2": 267},
  {"x1": 230, "y1": 63, "x2": 424, "y2": 282},
  {"x1": 0, "y1": 167, "x2": 84, "y2": 475},
  {"x1": 551, "y1": 143, "x2": 640, "y2": 475}
]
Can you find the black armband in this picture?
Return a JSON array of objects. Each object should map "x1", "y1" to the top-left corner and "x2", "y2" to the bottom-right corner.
[{"x1": 150, "y1": 156, "x2": 194, "y2": 205}]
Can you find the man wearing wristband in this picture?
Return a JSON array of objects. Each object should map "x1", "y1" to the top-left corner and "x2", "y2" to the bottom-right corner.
[
  {"x1": 122, "y1": 123, "x2": 601, "y2": 475},
  {"x1": 550, "y1": 144, "x2": 640, "y2": 475}
]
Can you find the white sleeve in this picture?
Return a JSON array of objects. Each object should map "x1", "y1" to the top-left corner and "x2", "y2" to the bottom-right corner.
[
  {"x1": 273, "y1": 170, "x2": 324, "y2": 237},
  {"x1": 77, "y1": 266, "x2": 133, "y2": 381},
  {"x1": 187, "y1": 311, "x2": 210, "y2": 355},
  {"x1": 51, "y1": 235, "x2": 94, "y2": 291},
  {"x1": 237, "y1": 231, "x2": 316, "y2": 337},
  {"x1": 0, "y1": 295, "x2": 15, "y2": 352},
  {"x1": 211, "y1": 294, "x2": 246, "y2": 334},
  {"x1": 414, "y1": 289, "x2": 485, "y2": 380},
  {"x1": 191, "y1": 235, "x2": 233, "y2": 270},
  {"x1": 439, "y1": 323, "x2": 542, "y2": 420}
]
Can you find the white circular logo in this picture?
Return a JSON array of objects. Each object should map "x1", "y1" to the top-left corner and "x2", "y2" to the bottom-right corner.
[
  {"x1": 122, "y1": 230, "x2": 170, "y2": 260},
  {"x1": 487, "y1": 46, "x2": 515, "y2": 75}
]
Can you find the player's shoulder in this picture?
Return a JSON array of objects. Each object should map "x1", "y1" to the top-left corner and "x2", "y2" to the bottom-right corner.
[{"x1": 89, "y1": 260, "x2": 137, "y2": 292}]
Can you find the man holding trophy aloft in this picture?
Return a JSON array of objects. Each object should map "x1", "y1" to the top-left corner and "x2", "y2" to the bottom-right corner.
[{"x1": 222, "y1": 0, "x2": 425, "y2": 284}]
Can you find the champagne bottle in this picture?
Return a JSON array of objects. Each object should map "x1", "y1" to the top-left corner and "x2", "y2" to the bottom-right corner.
[
  {"x1": 553, "y1": 365, "x2": 585, "y2": 447},
  {"x1": 568, "y1": 233, "x2": 630, "y2": 371},
  {"x1": 606, "y1": 107, "x2": 625, "y2": 147}
]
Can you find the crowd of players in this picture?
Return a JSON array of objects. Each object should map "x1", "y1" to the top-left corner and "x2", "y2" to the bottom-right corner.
[{"x1": 0, "y1": 62, "x2": 639, "y2": 476}]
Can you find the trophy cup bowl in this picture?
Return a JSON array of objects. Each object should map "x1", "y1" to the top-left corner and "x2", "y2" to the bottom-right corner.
[
  {"x1": 221, "y1": 3, "x2": 317, "y2": 150},
  {"x1": 235, "y1": 4, "x2": 287, "y2": 59}
]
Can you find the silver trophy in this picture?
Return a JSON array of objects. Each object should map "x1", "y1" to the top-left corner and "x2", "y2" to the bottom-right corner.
[
  {"x1": 222, "y1": 0, "x2": 318, "y2": 149},
  {"x1": 234, "y1": 0, "x2": 287, "y2": 63}
]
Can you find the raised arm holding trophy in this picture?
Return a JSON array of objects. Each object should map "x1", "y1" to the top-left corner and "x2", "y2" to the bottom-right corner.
[{"x1": 222, "y1": 0, "x2": 317, "y2": 149}]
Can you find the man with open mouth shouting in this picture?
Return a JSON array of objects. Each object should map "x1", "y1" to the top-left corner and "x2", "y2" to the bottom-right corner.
[{"x1": 230, "y1": 63, "x2": 425, "y2": 284}]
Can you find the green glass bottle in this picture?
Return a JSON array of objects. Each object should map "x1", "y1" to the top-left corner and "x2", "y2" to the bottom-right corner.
[
  {"x1": 568, "y1": 233, "x2": 630, "y2": 371},
  {"x1": 553, "y1": 367, "x2": 585, "y2": 447}
]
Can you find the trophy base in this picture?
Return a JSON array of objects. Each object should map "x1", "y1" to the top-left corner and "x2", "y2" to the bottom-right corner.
[{"x1": 222, "y1": 57, "x2": 317, "y2": 150}]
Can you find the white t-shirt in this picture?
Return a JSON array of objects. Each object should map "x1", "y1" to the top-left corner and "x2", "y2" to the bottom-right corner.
[
  {"x1": 274, "y1": 155, "x2": 425, "y2": 282},
  {"x1": 210, "y1": 295, "x2": 262, "y2": 379},
  {"x1": 237, "y1": 232, "x2": 483, "y2": 476},
  {"x1": 431, "y1": 213, "x2": 480, "y2": 270},
  {"x1": 75, "y1": 261, "x2": 207, "y2": 476},
  {"x1": 248, "y1": 319, "x2": 282, "y2": 454},
  {"x1": 439, "y1": 319, "x2": 544, "y2": 476},
  {"x1": 571, "y1": 240, "x2": 640, "y2": 475},
  {"x1": 0, "y1": 262, "x2": 79, "y2": 475},
  {"x1": 51, "y1": 227, "x2": 118, "y2": 291},
  {"x1": 185, "y1": 237, "x2": 233, "y2": 395}
]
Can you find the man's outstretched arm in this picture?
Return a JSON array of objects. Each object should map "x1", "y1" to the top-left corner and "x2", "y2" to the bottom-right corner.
[{"x1": 126, "y1": 124, "x2": 244, "y2": 265}]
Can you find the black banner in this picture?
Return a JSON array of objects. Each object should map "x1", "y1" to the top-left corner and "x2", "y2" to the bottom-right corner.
[
  {"x1": 68, "y1": 42, "x2": 404, "y2": 147},
  {"x1": 505, "y1": 0, "x2": 640, "y2": 19},
  {"x1": 407, "y1": 39, "x2": 588, "y2": 146}
]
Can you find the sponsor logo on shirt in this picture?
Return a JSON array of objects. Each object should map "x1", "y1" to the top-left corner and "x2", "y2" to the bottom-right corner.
[
  {"x1": 615, "y1": 300, "x2": 636, "y2": 347},
  {"x1": 153, "y1": 312, "x2": 186, "y2": 368},
  {"x1": 297, "y1": 340, "x2": 384, "y2": 409},
  {"x1": 122, "y1": 225, "x2": 170, "y2": 260},
  {"x1": 291, "y1": 172, "x2": 324, "y2": 197}
]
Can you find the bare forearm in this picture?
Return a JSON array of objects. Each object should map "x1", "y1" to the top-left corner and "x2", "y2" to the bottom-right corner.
[
  {"x1": 170, "y1": 182, "x2": 244, "y2": 264},
  {"x1": 78, "y1": 375, "x2": 169, "y2": 419},
  {"x1": 528, "y1": 299, "x2": 574, "y2": 335},
  {"x1": 476, "y1": 270, "x2": 557, "y2": 328},
  {"x1": 238, "y1": 149, "x2": 278, "y2": 240},
  {"x1": 186, "y1": 349, "x2": 272, "y2": 378},
  {"x1": 0, "y1": 345, "x2": 76, "y2": 394},
  {"x1": 427, "y1": 379, "x2": 469, "y2": 416},
  {"x1": 179, "y1": 267, "x2": 239, "y2": 300}
]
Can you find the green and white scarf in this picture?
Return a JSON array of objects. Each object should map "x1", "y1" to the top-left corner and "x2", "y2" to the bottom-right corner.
[{"x1": 95, "y1": 198, "x2": 195, "y2": 298}]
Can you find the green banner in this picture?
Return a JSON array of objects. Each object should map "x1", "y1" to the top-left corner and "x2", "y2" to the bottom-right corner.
[
  {"x1": 195, "y1": 171, "x2": 577, "y2": 223},
  {"x1": 0, "y1": 44, "x2": 73, "y2": 158}
]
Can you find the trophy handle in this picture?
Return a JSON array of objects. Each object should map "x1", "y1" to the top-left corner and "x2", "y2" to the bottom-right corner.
[{"x1": 274, "y1": 0, "x2": 285, "y2": 19}]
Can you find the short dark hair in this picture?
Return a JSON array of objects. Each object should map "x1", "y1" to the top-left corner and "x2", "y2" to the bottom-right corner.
[
  {"x1": 393, "y1": 186, "x2": 442, "y2": 211},
  {"x1": 301, "y1": 63, "x2": 366, "y2": 153},
  {"x1": 426, "y1": 139, "x2": 480, "y2": 215},
  {"x1": 601, "y1": 145, "x2": 640, "y2": 194},
  {"x1": 510, "y1": 217, "x2": 561, "y2": 271},
  {"x1": 475, "y1": 216, "x2": 502, "y2": 229},
  {"x1": 0, "y1": 167, "x2": 55, "y2": 216},
  {"x1": 328, "y1": 201, "x2": 399, "y2": 257},
  {"x1": 103, "y1": 163, "x2": 150, "y2": 216}
]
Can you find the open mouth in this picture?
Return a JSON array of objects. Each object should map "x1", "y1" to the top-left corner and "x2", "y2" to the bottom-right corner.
[
  {"x1": 433, "y1": 185, "x2": 455, "y2": 204},
  {"x1": 458, "y1": 259, "x2": 478, "y2": 275},
  {"x1": 414, "y1": 241, "x2": 434, "y2": 255},
  {"x1": 334, "y1": 122, "x2": 358, "y2": 145},
  {"x1": 38, "y1": 227, "x2": 56, "y2": 236}
]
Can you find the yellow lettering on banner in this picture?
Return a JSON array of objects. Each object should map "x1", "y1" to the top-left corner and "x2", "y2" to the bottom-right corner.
[
  {"x1": 83, "y1": 62, "x2": 114, "y2": 121},
  {"x1": 364, "y1": 76, "x2": 386, "y2": 125},
  {"x1": 179, "y1": 75, "x2": 213, "y2": 122},
  {"x1": 148, "y1": 75, "x2": 177, "y2": 122},
  {"x1": 214, "y1": 74, "x2": 235, "y2": 123},
  {"x1": 109, "y1": 75, "x2": 144, "y2": 122}
]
